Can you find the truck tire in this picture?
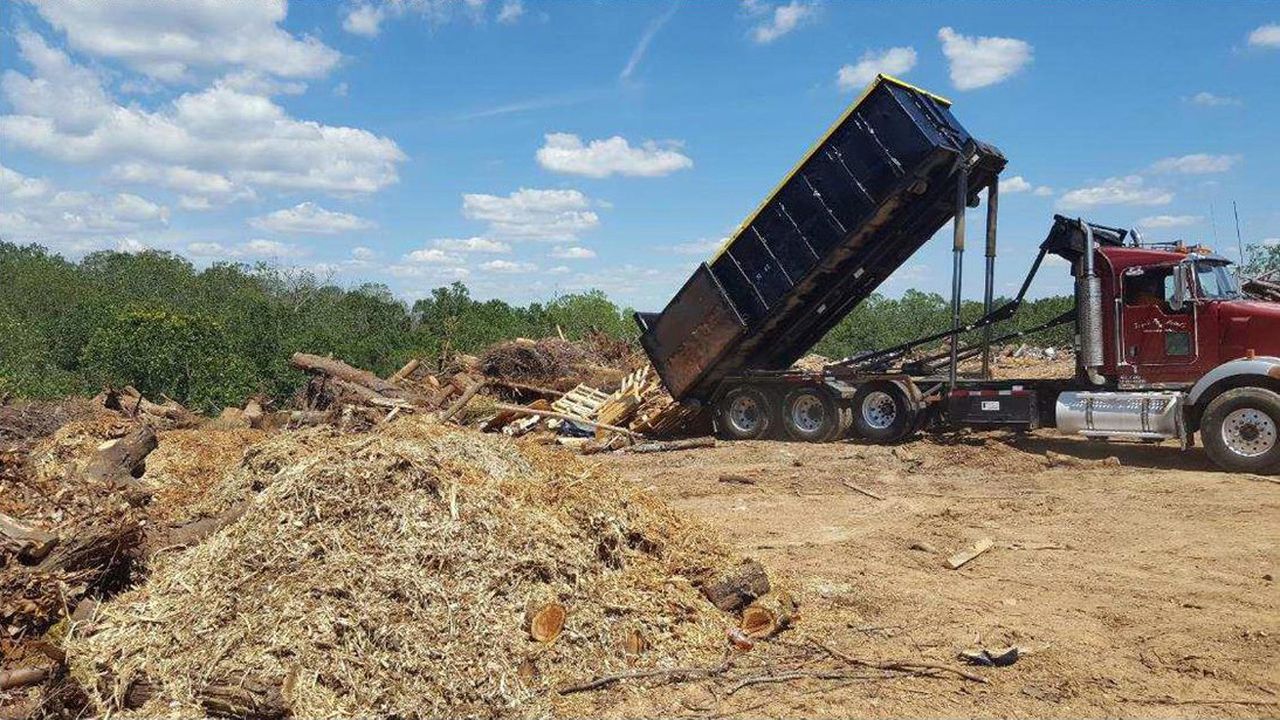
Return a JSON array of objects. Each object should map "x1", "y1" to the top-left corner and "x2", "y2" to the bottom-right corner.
[
  {"x1": 781, "y1": 387, "x2": 841, "y2": 442},
  {"x1": 850, "y1": 382, "x2": 914, "y2": 444},
  {"x1": 1200, "y1": 387, "x2": 1280, "y2": 474},
  {"x1": 715, "y1": 386, "x2": 774, "y2": 440}
]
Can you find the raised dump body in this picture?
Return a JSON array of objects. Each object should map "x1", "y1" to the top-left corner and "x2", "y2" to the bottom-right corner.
[{"x1": 636, "y1": 75, "x2": 1005, "y2": 402}]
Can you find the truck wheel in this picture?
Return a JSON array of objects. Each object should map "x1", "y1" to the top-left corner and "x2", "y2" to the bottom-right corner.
[
  {"x1": 1201, "y1": 387, "x2": 1280, "y2": 473},
  {"x1": 781, "y1": 387, "x2": 841, "y2": 442},
  {"x1": 851, "y1": 382, "x2": 914, "y2": 443},
  {"x1": 716, "y1": 386, "x2": 773, "y2": 440}
]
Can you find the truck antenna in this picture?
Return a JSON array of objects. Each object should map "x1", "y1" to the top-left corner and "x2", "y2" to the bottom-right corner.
[
  {"x1": 1232, "y1": 200, "x2": 1246, "y2": 270},
  {"x1": 1209, "y1": 202, "x2": 1220, "y2": 246}
]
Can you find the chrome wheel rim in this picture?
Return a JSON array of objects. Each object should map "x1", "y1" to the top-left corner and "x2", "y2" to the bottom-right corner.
[
  {"x1": 728, "y1": 394, "x2": 764, "y2": 435},
  {"x1": 861, "y1": 391, "x2": 896, "y2": 430},
  {"x1": 1221, "y1": 408, "x2": 1277, "y2": 458},
  {"x1": 790, "y1": 394, "x2": 826, "y2": 434}
]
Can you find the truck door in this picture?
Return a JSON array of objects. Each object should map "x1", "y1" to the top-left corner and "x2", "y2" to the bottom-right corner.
[{"x1": 1120, "y1": 264, "x2": 1198, "y2": 377}]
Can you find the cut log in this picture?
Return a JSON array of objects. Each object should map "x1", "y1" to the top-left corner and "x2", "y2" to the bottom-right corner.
[
  {"x1": 39, "y1": 510, "x2": 144, "y2": 577},
  {"x1": 701, "y1": 559, "x2": 771, "y2": 613},
  {"x1": 85, "y1": 424, "x2": 157, "y2": 489},
  {"x1": 740, "y1": 590, "x2": 799, "y2": 639},
  {"x1": 290, "y1": 352, "x2": 406, "y2": 399},
  {"x1": 525, "y1": 601, "x2": 566, "y2": 643},
  {"x1": 440, "y1": 380, "x2": 488, "y2": 422},
  {"x1": 1, "y1": 512, "x2": 58, "y2": 562},
  {"x1": 624, "y1": 436, "x2": 715, "y2": 454},
  {"x1": 124, "y1": 676, "x2": 289, "y2": 719},
  {"x1": 242, "y1": 399, "x2": 265, "y2": 428},
  {"x1": 388, "y1": 357, "x2": 421, "y2": 383},
  {"x1": 0, "y1": 667, "x2": 50, "y2": 691}
]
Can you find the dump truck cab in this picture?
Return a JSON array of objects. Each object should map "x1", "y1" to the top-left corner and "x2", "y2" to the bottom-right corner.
[{"x1": 1097, "y1": 246, "x2": 1280, "y2": 386}]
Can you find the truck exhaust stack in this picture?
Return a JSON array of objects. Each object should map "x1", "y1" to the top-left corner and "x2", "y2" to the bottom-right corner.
[{"x1": 1075, "y1": 220, "x2": 1106, "y2": 386}]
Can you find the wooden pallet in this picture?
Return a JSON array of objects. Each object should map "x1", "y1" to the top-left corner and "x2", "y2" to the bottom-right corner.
[{"x1": 552, "y1": 384, "x2": 611, "y2": 419}]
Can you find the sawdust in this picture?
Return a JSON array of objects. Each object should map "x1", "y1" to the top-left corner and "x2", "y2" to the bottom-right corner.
[
  {"x1": 67, "y1": 417, "x2": 741, "y2": 718},
  {"x1": 142, "y1": 426, "x2": 267, "y2": 525}
]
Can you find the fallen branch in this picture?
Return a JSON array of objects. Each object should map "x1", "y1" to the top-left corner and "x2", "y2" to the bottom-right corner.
[
  {"x1": 491, "y1": 403, "x2": 642, "y2": 439},
  {"x1": 388, "y1": 357, "x2": 421, "y2": 383},
  {"x1": 624, "y1": 436, "x2": 715, "y2": 454},
  {"x1": 840, "y1": 480, "x2": 884, "y2": 501},
  {"x1": 809, "y1": 638, "x2": 987, "y2": 684},
  {"x1": 559, "y1": 659, "x2": 732, "y2": 695}
]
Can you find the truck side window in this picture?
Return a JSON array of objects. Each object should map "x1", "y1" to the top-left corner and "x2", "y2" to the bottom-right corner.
[{"x1": 1124, "y1": 269, "x2": 1170, "y2": 307}]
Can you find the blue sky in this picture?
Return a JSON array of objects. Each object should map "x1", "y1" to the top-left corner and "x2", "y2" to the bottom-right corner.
[{"x1": 1, "y1": 1, "x2": 1277, "y2": 310}]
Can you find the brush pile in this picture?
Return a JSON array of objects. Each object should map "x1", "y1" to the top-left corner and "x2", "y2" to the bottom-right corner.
[
  {"x1": 66, "y1": 417, "x2": 750, "y2": 717},
  {"x1": 1244, "y1": 270, "x2": 1280, "y2": 302}
]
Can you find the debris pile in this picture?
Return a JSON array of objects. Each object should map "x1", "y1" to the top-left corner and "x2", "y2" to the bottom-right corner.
[
  {"x1": 285, "y1": 337, "x2": 707, "y2": 445},
  {"x1": 1244, "y1": 270, "x2": 1280, "y2": 302},
  {"x1": 65, "y1": 417, "x2": 759, "y2": 717}
]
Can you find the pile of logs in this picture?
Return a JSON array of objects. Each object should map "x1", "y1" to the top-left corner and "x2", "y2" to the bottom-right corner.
[
  {"x1": 1244, "y1": 271, "x2": 1280, "y2": 302},
  {"x1": 91, "y1": 387, "x2": 197, "y2": 428}
]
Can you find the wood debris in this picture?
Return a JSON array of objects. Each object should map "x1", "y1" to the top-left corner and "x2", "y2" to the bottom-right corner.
[{"x1": 947, "y1": 537, "x2": 995, "y2": 570}]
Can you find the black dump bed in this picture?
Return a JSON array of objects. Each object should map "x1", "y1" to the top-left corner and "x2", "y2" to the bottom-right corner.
[{"x1": 636, "y1": 75, "x2": 1005, "y2": 402}]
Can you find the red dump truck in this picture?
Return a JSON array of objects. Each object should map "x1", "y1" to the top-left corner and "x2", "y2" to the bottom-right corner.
[{"x1": 636, "y1": 75, "x2": 1280, "y2": 473}]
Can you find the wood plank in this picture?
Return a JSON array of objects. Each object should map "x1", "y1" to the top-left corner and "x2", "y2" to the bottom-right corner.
[{"x1": 947, "y1": 538, "x2": 994, "y2": 570}]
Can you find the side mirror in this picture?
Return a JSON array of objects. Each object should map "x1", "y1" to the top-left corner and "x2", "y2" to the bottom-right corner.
[{"x1": 1170, "y1": 264, "x2": 1189, "y2": 312}]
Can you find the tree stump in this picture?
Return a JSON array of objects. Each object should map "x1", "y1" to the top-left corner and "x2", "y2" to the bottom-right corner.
[{"x1": 701, "y1": 560, "x2": 770, "y2": 613}]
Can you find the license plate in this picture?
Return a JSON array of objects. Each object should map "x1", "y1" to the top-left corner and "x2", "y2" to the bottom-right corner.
[{"x1": 981, "y1": 400, "x2": 1000, "y2": 411}]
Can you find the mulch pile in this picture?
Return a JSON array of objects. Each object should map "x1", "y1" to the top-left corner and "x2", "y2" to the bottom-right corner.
[{"x1": 65, "y1": 417, "x2": 753, "y2": 717}]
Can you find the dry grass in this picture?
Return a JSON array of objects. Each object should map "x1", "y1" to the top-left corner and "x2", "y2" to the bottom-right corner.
[{"x1": 67, "y1": 417, "x2": 739, "y2": 718}]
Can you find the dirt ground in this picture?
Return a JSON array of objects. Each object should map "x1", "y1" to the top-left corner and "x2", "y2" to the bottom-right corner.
[{"x1": 591, "y1": 432, "x2": 1279, "y2": 718}]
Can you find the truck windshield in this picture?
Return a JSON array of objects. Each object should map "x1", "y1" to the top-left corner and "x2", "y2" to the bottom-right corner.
[{"x1": 1196, "y1": 261, "x2": 1240, "y2": 300}]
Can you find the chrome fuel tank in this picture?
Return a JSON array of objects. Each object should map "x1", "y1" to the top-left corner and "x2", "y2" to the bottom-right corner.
[{"x1": 1055, "y1": 391, "x2": 1184, "y2": 440}]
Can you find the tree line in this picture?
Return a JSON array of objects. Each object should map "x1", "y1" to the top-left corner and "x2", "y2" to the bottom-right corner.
[{"x1": 24, "y1": 240, "x2": 1266, "y2": 412}]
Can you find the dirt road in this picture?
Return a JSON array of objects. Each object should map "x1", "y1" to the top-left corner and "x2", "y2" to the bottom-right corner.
[{"x1": 593, "y1": 432, "x2": 1279, "y2": 717}]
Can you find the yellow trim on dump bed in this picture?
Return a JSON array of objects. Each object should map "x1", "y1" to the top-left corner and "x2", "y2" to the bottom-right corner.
[{"x1": 709, "y1": 74, "x2": 951, "y2": 263}]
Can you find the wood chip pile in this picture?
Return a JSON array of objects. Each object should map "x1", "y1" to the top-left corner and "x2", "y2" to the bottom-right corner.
[{"x1": 64, "y1": 417, "x2": 751, "y2": 717}]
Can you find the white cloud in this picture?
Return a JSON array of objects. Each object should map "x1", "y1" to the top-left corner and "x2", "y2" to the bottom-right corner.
[
  {"x1": 403, "y1": 247, "x2": 463, "y2": 264},
  {"x1": 1262, "y1": 237, "x2": 1280, "y2": 247},
  {"x1": 115, "y1": 237, "x2": 150, "y2": 254},
  {"x1": 0, "y1": 161, "x2": 169, "y2": 249},
  {"x1": 351, "y1": 245, "x2": 376, "y2": 260},
  {"x1": 249, "y1": 202, "x2": 375, "y2": 234},
  {"x1": 242, "y1": 238, "x2": 306, "y2": 257},
  {"x1": 999, "y1": 175, "x2": 1053, "y2": 196},
  {"x1": 343, "y1": 4, "x2": 386, "y2": 37},
  {"x1": 621, "y1": 3, "x2": 680, "y2": 80},
  {"x1": 1058, "y1": 176, "x2": 1173, "y2": 209},
  {"x1": 1138, "y1": 215, "x2": 1201, "y2": 229},
  {"x1": 186, "y1": 241, "x2": 228, "y2": 257},
  {"x1": 1149, "y1": 153, "x2": 1240, "y2": 174},
  {"x1": 548, "y1": 265, "x2": 570, "y2": 274},
  {"x1": 1248, "y1": 23, "x2": 1280, "y2": 48},
  {"x1": 671, "y1": 237, "x2": 727, "y2": 255},
  {"x1": 836, "y1": 47, "x2": 917, "y2": 91},
  {"x1": 497, "y1": 0, "x2": 525, "y2": 24},
  {"x1": 750, "y1": 1, "x2": 816, "y2": 44},
  {"x1": 109, "y1": 161, "x2": 254, "y2": 209},
  {"x1": 0, "y1": 32, "x2": 405, "y2": 197},
  {"x1": 536, "y1": 133, "x2": 693, "y2": 178},
  {"x1": 31, "y1": 0, "x2": 339, "y2": 82},
  {"x1": 480, "y1": 259, "x2": 537, "y2": 273},
  {"x1": 333, "y1": 82, "x2": 350, "y2": 98},
  {"x1": 937, "y1": 27, "x2": 1033, "y2": 90},
  {"x1": 433, "y1": 236, "x2": 511, "y2": 253},
  {"x1": 0, "y1": 163, "x2": 51, "y2": 200},
  {"x1": 461, "y1": 188, "x2": 600, "y2": 241},
  {"x1": 343, "y1": 0, "x2": 500, "y2": 38},
  {"x1": 551, "y1": 246, "x2": 596, "y2": 259},
  {"x1": 1187, "y1": 91, "x2": 1242, "y2": 107}
]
